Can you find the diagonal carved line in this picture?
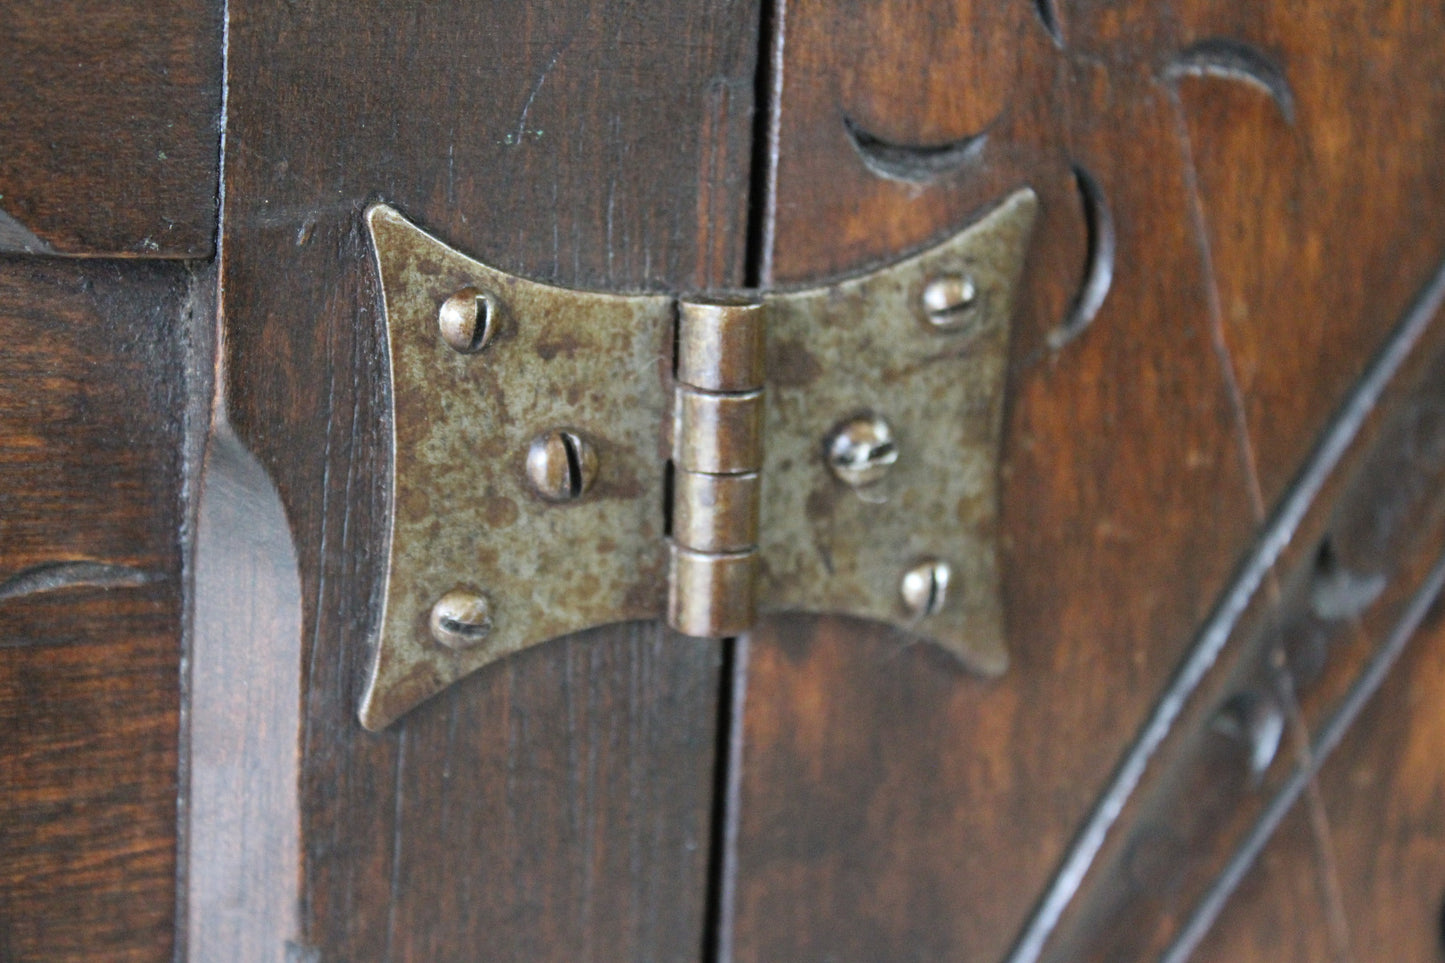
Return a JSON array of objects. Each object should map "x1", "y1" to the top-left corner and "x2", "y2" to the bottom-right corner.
[
  {"x1": 1167, "y1": 49, "x2": 1352, "y2": 950},
  {"x1": 1005, "y1": 254, "x2": 1445, "y2": 963},
  {"x1": 1161, "y1": 548, "x2": 1445, "y2": 963}
]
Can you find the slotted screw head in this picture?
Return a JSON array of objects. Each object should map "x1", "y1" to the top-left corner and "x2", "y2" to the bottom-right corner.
[
  {"x1": 901, "y1": 559, "x2": 951, "y2": 618},
  {"x1": 921, "y1": 274, "x2": 979, "y2": 329},
  {"x1": 826, "y1": 414, "x2": 898, "y2": 487},
  {"x1": 429, "y1": 590, "x2": 493, "y2": 650},
  {"x1": 438, "y1": 286, "x2": 496, "y2": 353},
  {"x1": 526, "y1": 429, "x2": 598, "y2": 501}
]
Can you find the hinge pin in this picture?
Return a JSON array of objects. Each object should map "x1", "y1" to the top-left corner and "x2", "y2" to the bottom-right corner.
[{"x1": 667, "y1": 297, "x2": 766, "y2": 638}]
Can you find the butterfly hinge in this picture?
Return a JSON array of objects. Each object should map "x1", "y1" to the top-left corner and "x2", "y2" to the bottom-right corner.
[{"x1": 360, "y1": 187, "x2": 1038, "y2": 729}]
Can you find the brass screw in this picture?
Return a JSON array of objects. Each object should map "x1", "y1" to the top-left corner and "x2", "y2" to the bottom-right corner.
[
  {"x1": 438, "y1": 286, "x2": 496, "y2": 353},
  {"x1": 526, "y1": 429, "x2": 598, "y2": 501},
  {"x1": 921, "y1": 275, "x2": 979, "y2": 329},
  {"x1": 900, "y1": 559, "x2": 951, "y2": 618},
  {"x1": 825, "y1": 413, "x2": 898, "y2": 487},
  {"x1": 429, "y1": 590, "x2": 493, "y2": 650}
]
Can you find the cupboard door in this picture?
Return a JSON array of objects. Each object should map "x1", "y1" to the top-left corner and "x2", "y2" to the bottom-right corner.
[
  {"x1": 723, "y1": 0, "x2": 1445, "y2": 960},
  {"x1": 191, "y1": 1, "x2": 760, "y2": 959}
]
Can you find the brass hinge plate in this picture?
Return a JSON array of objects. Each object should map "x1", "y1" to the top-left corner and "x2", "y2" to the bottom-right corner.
[{"x1": 361, "y1": 189, "x2": 1038, "y2": 729}]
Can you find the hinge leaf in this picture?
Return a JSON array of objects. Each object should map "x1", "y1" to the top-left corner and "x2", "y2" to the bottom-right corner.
[
  {"x1": 756, "y1": 188, "x2": 1038, "y2": 674},
  {"x1": 360, "y1": 206, "x2": 673, "y2": 730}
]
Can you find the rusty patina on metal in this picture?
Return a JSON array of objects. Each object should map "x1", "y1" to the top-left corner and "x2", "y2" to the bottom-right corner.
[
  {"x1": 361, "y1": 206, "x2": 674, "y2": 730},
  {"x1": 361, "y1": 189, "x2": 1036, "y2": 729},
  {"x1": 757, "y1": 188, "x2": 1037, "y2": 675}
]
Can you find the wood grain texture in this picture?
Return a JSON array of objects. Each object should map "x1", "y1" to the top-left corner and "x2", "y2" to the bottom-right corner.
[
  {"x1": 0, "y1": 258, "x2": 192, "y2": 960},
  {"x1": 1188, "y1": 806, "x2": 1338, "y2": 963},
  {"x1": 728, "y1": 0, "x2": 1445, "y2": 959},
  {"x1": 0, "y1": 1, "x2": 221, "y2": 257},
  {"x1": 1191, "y1": 601, "x2": 1445, "y2": 963},
  {"x1": 203, "y1": 0, "x2": 760, "y2": 957},
  {"x1": 1038, "y1": 301, "x2": 1445, "y2": 962}
]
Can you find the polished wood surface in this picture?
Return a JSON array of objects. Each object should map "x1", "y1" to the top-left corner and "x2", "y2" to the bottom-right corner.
[
  {"x1": 0, "y1": 1, "x2": 221, "y2": 256},
  {"x1": 728, "y1": 0, "x2": 1445, "y2": 958},
  {"x1": 201, "y1": 0, "x2": 759, "y2": 957},
  {"x1": 0, "y1": 0, "x2": 1443, "y2": 959},
  {"x1": 0, "y1": 258, "x2": 193, "y2": 959},
  {"x1": 1193, "y1": 605, "x2": 1445, "y2": 963}
]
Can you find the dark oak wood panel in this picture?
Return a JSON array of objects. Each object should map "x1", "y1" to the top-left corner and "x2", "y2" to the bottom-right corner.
[
  {"x1": 202, "y1": 0, "x2": 761, "y2": 957},
  {"x1": 757, "y1": 0, "x2": 1054, "y2": 287},
  {"x1": 1189, "y1": 807, "x2": 1337, "y2": 963},
  {"x1": 0, "y1": 1, "x2": 221, "y2": 257},
  {"x1": 383, "y1": 627, "x2": 724, "y2": 963},
  {"x1": 1192, "y1": 602, "x2": 1445, "y2": 963},
  {"x1": 1039, "y1": 293, "x2": 1445, "y2": 961},
  {"x1": 1165, "y1": 0, "x2": 1445, "y2": 516},
  {"x1": 733, "y1": 0, "x2": 1258, "y2": 954},
  {"x1": 728, "y1": 0, "x2": 1445, "y2": 959},
  {"x1": 0, "y1": 258, "x2": 191, "y2": 960}
]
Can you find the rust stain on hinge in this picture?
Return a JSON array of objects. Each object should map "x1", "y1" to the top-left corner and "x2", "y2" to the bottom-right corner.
[{"x1": 360, "y1": 189, "x2": 1038, "y2": 729}]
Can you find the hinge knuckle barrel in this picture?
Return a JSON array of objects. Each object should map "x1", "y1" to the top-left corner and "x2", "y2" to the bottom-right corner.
[
  {"x1": 672, "y1": 387, "x2": 764, "y2": 474},
  {"x1": 675, "y1": 298, "x2": 767, "y2": 392},
  {"x1": 668, "y1": 295, "x2": 767, "y2": 638},
  {"x1": 667, "y1": 544, "x2": 758, "y2": 638},
  {"x1": 671, "y1": 470, "x2": 761, "y2": 553}
]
